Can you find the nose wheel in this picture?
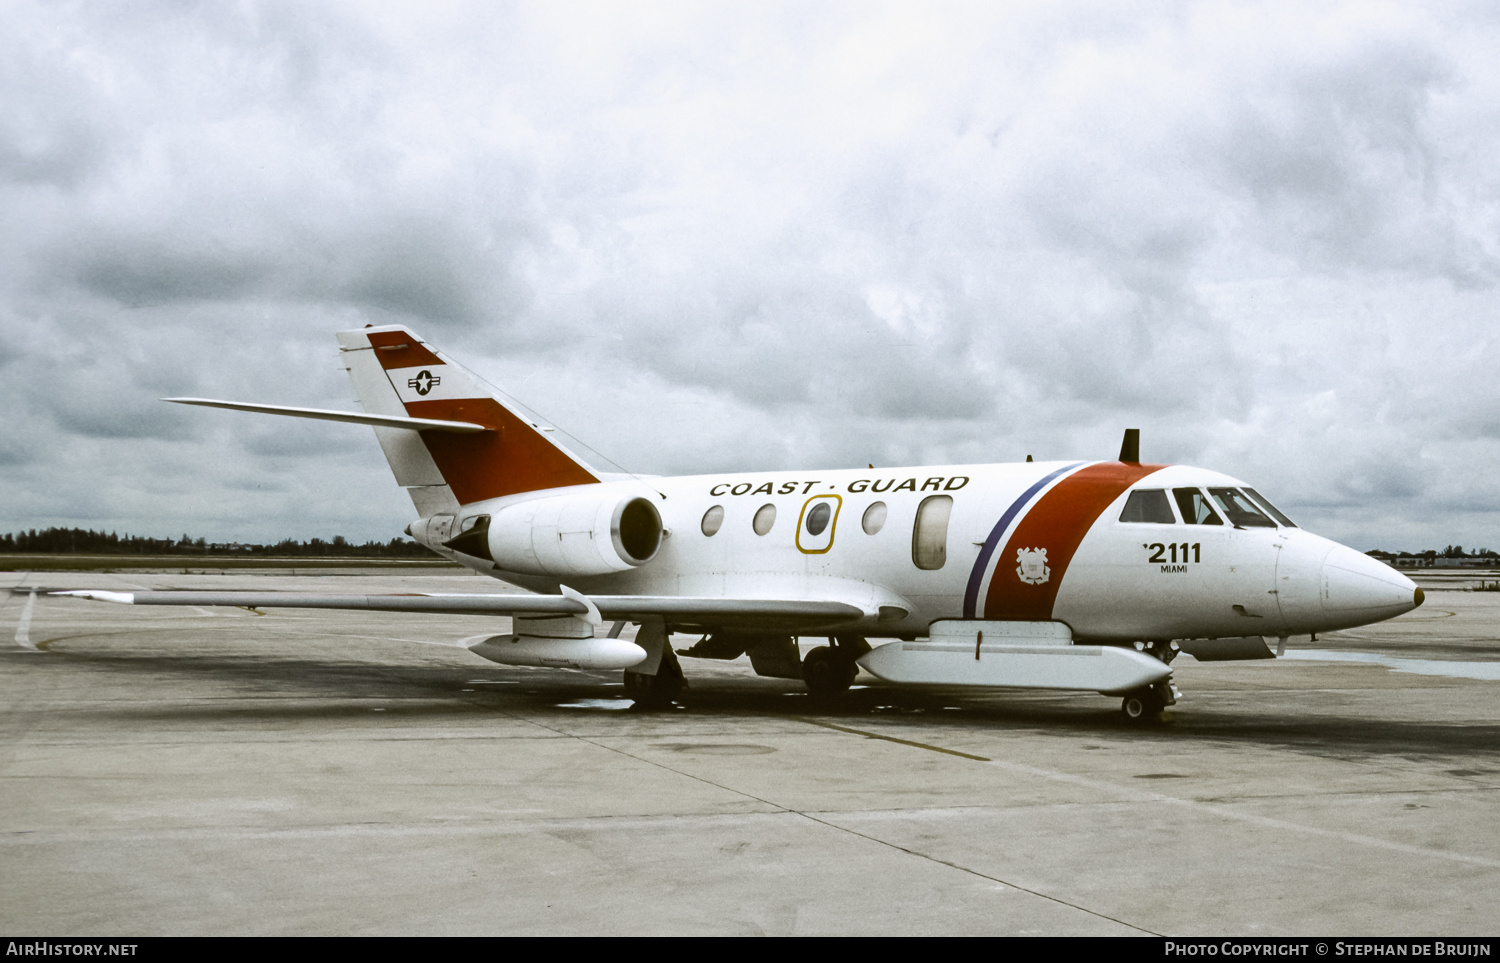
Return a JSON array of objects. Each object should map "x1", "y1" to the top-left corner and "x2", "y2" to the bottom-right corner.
[
  {"x1": 1121, "y1": 690, "x2": 1163, "y2": 721},
  {"x1": 1120, "y1": 679, "x2": 1178, "y2": 723}
]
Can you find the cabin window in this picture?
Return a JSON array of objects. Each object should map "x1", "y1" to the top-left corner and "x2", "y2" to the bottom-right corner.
[
  {"x1": 911, "y1": 495, "x2": 952, "y2": 570},
  {"x1": 1174, "y1": 488, "x2": 1223, "y2": 525},
  {"x1": 701, "y1": 505, "x2": 724, "y2": 537},
  {"x1": 752, "y1": 503, "x2": 777, "y2": 536},
  {"x1": 1243, "y1": 488, "x2": 1296, "y2": 528},
  {"x1": 1208, "y1": 488, "x2": 1277, "y2": 528},
  {"x1": 805, "y1": 502, "x2": 831, "y2": 536},
  {"x1": 1119, "y1": 489, "x2": 1175, "y2": 524},
  {"x1": 796, "y1": 495, "x2": 841, "y2": 553},
  {"x1": 862, "y1": 501, "x2": 887, "y2": 535}
]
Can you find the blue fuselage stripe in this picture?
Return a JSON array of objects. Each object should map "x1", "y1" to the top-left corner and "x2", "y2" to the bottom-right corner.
[{"x1": 962, "y1": 462, "x2": 1085, "y2": 618}]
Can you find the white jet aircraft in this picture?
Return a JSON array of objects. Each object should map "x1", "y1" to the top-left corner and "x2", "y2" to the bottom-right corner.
[{"x1": 61, "y1": 325, "x2": 1423, "y2": 721}]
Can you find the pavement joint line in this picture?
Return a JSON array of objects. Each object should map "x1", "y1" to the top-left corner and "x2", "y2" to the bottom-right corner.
[
  {"x1": 504, "y1": 712, "x2": 1156, "y2": 935},
  {"x1": 0, "y1": 810, "x2": 890, "y2": 844},
  {"x1": 786, "y1": 807, "x2": 1159, "y2": 936},
  {"x1": 990, "y1": 758, "x2": 1500, "y2": 869},
  {"x1": 814, "y1": 720, "x2": 1500, "y2": 871},
  {"x1": 1190, "y1": 782, "x2": 1500, "y2": 799}
]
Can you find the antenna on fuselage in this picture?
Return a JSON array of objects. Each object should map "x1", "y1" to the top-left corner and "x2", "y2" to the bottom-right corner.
[{"x1": 1119, "y1": 429, "x2": 1140, "y2": 464}]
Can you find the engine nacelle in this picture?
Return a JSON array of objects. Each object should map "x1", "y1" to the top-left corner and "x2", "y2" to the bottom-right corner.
[{"x1": 484, "y1": 488, "x2": 664, "y2": 578}]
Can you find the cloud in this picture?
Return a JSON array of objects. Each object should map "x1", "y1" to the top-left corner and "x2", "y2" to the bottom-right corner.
[{"x1": 0, "y1": 1, "x2": 1497, "y2": 552}]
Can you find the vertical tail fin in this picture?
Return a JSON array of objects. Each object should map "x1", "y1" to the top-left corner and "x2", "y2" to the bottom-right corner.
[{"x1": 337, "y1": 325, "x2": 600, "y2": 514}]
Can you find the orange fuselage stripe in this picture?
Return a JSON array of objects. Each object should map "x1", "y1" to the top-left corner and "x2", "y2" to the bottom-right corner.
[{"x1": 983, "y1": 462, "x2": 1166, "y2": 620}]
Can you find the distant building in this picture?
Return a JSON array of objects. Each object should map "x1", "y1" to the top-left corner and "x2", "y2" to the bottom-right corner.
[{"x1": 208, "y1": 542, "x2": 259, "y2": 553}]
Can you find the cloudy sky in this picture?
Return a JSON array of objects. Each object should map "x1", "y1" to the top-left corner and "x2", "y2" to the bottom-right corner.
[{"x1": 3, "y1": 1, "x2": 1497, "y2": 551}]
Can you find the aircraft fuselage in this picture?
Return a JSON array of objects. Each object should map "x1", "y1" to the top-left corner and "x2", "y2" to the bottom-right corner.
[{"x1": 414, "y1": 459, "x2": 1420, "y2": 645}]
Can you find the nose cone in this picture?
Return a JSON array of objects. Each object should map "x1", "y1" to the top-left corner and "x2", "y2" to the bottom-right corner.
[{"x1": 1321, "y1": 546, "x2": 1421, "y2": 622}]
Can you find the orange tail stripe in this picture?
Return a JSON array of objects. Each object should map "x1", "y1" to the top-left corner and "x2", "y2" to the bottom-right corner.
[
  {"x1": 405, "y1": 398, "x2": 598, "y2": 504},
  {"x1": 368, "y1": 329, "x2": 444, "y2": 368}
]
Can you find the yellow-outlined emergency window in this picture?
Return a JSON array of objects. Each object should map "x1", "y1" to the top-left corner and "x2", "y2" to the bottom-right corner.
[{"x1": 796, "y1": 495, "x2": 842, "y2": 554}]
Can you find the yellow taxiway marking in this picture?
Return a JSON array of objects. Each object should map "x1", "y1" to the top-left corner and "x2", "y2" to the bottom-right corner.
[{"x1": 801, "y1": 719, "x2": 992, "y2": 761}]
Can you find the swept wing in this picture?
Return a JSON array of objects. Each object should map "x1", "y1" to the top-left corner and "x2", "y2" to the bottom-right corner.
[{"x1": 55, "y1": 590, "x2": 864, "y2": 632}]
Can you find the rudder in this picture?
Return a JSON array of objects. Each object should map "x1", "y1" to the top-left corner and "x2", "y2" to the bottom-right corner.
[{"x1": 337, "y1": 325, "x2": 600, "y2": 514}]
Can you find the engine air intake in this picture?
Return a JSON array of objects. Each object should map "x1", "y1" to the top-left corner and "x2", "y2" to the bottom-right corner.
[{"x1": 617, "y1": 497, "x2": 662, "y2": 562}]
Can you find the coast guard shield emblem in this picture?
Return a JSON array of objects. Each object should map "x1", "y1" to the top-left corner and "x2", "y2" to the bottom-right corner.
[{"x1": 1016, "y1": 547, "x2": 1050, "y2": 585}]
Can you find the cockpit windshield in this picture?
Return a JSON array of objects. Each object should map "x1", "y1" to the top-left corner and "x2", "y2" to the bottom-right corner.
[
  {"x1": 1207, "y1": 488, "x2": 1277, "y2": 528},
  {"x1": 1243, "y1": 488, "x2": 1296, "y2": 528},
  {"x1": 1174, "y1": 488, "x2": 1222, "y2": 525},
  {"x1": 1119, "y1": 489, "x2": 1175, "y2": 523}
]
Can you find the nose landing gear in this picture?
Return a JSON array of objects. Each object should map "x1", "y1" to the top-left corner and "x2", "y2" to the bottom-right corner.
[{"x1": 1121, "y1": 678, "x2": 1179, "y2": 723}]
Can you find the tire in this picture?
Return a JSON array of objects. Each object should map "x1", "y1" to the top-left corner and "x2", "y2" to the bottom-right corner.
[
  {"x1": 624, "y1": 669, "x2": 682, "y2": 708},
  {"x1": 1121, "y1": 689, "x2": 1164, "y2": 722},
  {"x1": 803, "y1": 646, "x2": 857, "y2": 698}
]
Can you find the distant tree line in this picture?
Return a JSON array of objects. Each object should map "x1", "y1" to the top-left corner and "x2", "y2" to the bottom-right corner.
[
  {"x1": 1374, "y1": 543, "x2": 1500, "y2": 558},
  {"x1": 1440, "y1": 545, "x2": 1496, "y2": 558},
  {"x1": 0, "y1": 527, "x2": 439, "y2": 558}
]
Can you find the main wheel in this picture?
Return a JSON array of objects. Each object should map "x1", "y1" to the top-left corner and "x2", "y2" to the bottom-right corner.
[
  {"x1": 624, "y1": 668, "x2": 682, "y2": 708},
  {"x1": 803, "y1": 646, "x2": 857, "y2": 698}
]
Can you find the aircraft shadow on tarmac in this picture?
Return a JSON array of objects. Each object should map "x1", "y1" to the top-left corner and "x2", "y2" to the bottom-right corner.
[{"x1": 28, "y1": 640, "x2": 1500, "y2": 763}]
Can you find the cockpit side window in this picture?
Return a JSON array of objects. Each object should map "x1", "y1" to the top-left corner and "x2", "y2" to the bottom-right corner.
[
  {"x1": 1243, "y1": 488, "x2": 1296, "y2": 528},
  {"x1": 1174, "y1": 488, "x2": 1223, "y2": 525},
  {"x1": 1208, "y1": 487, "x2": 1277, "y2": 528},
  {"x1": 1119, "y1": 489, "x2": 1175, "y2": 523}
]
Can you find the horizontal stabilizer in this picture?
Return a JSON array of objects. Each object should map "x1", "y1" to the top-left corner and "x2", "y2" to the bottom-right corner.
[
  {"x1": 163, "y1": 398, "x2": 491, "y2": 433},
  {"x1": 55, "y1": 590, "x2": 864, "y2": 629}
]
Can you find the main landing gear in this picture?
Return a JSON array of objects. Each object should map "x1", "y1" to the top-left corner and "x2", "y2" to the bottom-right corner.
[
  {"x1": 623, "y1": 658, "x2": 684, "y2": 709},
  {"x1": 662, "y1": 632, "x2": 870, "y2": 701},
  {"x1": 623, "y1": 631, "x2": 685, "y2": 709},
  {"x1": 802, "y1": 636, "x2": 870, "y2": 699},
  {"x1": 802, "y1": 647, "x2": 856, "y2": 697}
]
